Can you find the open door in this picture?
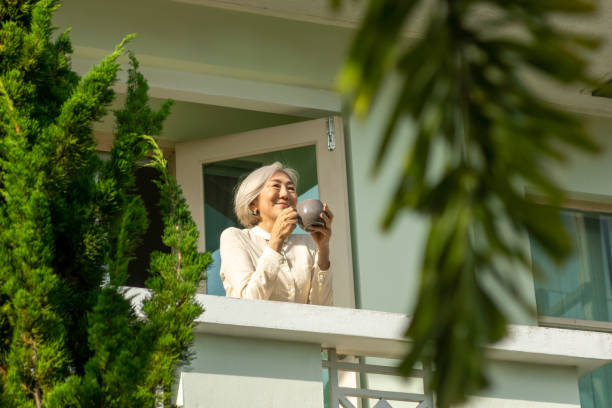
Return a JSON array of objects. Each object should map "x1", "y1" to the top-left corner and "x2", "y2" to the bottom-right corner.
[{"x1": 175, "y1": 117, "x2": 355, "y2": 308}]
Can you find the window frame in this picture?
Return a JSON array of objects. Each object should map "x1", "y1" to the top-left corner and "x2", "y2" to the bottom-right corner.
[
  {"x1": 174, "y1": 117, "x2": 357, "y2": 308},
  {"x1": 527, "y1": 190, "x2": 612, "y2": 332},
  {"x1": 538, "y1": 316, "x2": 612, "y2": 333}
]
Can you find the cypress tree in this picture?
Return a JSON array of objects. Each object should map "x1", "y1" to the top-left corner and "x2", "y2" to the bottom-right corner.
[{"x1": 0, "y1": 1, "x2": 210, "y2": 407}]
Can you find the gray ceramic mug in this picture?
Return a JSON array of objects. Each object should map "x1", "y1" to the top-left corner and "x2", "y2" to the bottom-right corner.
[{"x1": 296, "y1": 199, "x2": 325, "y2": 232}]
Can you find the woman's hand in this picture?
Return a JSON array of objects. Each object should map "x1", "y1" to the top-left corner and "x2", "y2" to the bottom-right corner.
[
  {"x1": 268, "y1": 207, "x2": 298, "y2": 252},
  {"x1": 310, "y1": 203, "x2": 333, "y2": 270}
]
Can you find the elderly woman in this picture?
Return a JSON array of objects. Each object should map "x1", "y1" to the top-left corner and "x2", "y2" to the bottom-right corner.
[{"x1": 219, "y1": 162, "x2": 333, "y2": 305}]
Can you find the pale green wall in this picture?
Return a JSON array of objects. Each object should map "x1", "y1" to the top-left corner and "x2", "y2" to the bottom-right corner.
[
  {"x1": 185, "y1": 334, "x2": 323, "y2": 380},
  {"x1": 344, "y1": 79, "x2": 426, "y2": 314},
  {"x1": 345, "y1": 83, "x2": 612, "y2": 319},
  {"x1": 96, "y1": 95, "x2": 306, "y2": 142},
  {"x1": 54, "y1": 0, "x2": 353, "y2": 89},
  {"x1": 465, "y1": 361, "x2": 581, "y2": 407},
  {"x1": 179, "y1": 334, "x2": 324, "y2": 407},
  {"x1": 544, "y1": 114, "x2": 612, "y2": 197},
  {"x1": 53, "y1": 1, "x2": 343, "y2": 141},
  {"x1": 362, "y1": 358, "x2": 580, "y2": 408}
]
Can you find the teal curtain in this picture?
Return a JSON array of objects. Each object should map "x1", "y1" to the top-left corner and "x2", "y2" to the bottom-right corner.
[
  {"x1": 531, "y1": 209, "x2": 612, "y2": 407},
  {"x1": 580, "y1": 365, "x2": 612, "y2": 408}
]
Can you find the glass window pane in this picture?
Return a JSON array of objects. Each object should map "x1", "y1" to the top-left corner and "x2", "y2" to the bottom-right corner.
[
  {"x1": 530, "y1": 208, "x2": 612, "y2": 408},
  {"x1": 580, "y1": 364, "x2": 612, "y2": 408},
  {"x1": 531, "y1": 209, "x2": 612, "y2": 322},
  {"x1": 202, "y1": 145, "x2": 318, "y2": 296}
]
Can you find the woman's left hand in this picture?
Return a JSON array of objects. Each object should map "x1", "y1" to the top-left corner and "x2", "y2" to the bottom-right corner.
[{"x1": 309, "y1": 203, "x2": 333, "y2": 250}]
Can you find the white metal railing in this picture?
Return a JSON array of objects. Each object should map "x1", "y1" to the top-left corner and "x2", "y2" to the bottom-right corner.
[
  {"x1": 323, "y1": 348, "x2": 434, "y2": 408},
  {"x1": 124, "y1": 293, "x2": 612, "y2": 407}
]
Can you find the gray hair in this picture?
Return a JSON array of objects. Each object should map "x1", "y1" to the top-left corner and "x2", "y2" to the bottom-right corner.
[{"x1": 234, "y1": 162, "x2": 298, "y2": 228}]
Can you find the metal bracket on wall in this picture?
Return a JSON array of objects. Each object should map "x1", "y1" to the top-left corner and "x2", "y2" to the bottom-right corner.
[{"x1": 327, "y1": 117, "x2": 336, "y2": 151}]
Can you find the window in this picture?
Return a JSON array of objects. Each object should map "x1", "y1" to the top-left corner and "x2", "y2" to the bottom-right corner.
[
  {"x1": 530, "y1": 204, "x2": 612, "y2": 407},
  {"x1": 532, "y1": 208, "x2": 612, "y2": 325}
]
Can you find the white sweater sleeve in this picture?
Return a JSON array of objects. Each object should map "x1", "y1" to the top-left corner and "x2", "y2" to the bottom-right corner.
[
  {"x1": 220, "y1": 228, "x2": 286, "y2": 300},
  {"x1": 308, "y1": 251, "x2": 333, "y2": 306}
]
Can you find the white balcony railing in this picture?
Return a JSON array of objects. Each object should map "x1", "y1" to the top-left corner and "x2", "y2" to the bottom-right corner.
[
  {"x1": 124, "y1": 289, "x2": 612, "y2": 408},
  {"x1": 323, "y1": 348, "x2": 434, "y2": 408}
]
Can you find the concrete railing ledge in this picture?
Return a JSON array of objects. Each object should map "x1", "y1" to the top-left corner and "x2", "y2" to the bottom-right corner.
[{"x1": 124, "y1": 288, "x2": 612, "y2": 376}]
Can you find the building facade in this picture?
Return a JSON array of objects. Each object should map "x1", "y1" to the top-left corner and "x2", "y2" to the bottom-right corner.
[{"x1": 55, "y1": 0, "x2": 612, "y2": 406}]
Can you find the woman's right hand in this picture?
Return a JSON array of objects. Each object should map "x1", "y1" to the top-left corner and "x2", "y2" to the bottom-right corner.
[{"x1": 268, "y1": 207, "x2": 298, "y2": 252}]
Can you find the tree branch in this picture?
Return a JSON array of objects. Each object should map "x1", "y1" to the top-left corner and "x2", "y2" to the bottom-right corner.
[{"x1": 0, "y1": 77, "x2": 21, "y2": 135}]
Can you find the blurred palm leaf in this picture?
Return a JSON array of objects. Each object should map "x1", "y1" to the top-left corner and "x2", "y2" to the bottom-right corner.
[
  {"x1": 593, "y1": 78, "x2": 612, "y2": 98},
  {"x1": 335, "y1": 0, "x2": 601, "y2": 406}
]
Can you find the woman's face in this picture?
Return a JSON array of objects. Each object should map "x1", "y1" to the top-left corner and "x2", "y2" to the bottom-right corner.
[{"x1": 251, "y1": 171, "x2": 298, "y2": 224}]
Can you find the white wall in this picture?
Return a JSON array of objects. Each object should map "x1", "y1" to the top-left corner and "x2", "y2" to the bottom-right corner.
[
  {"x1": 345, "y1": 84, "x2": 612, "y2": 321},
  {"x1": 460, "y1": 361, "x2": 581, "y2": 408},
  {"x1": 179, "y1": 334, "x2": 324, "y2": 408},
  {"x1": 546, "y1": 114, "x2": 612, "y2": 197},
  {"x1": 362, "y1": 358, "x2": 580, "y2": 408},
  {"x1": 54, "y1": 0, "x2": 353, "y2": 89},
  {"x1": 344, "y1": 76, "x2": 427, "y2": 314}
]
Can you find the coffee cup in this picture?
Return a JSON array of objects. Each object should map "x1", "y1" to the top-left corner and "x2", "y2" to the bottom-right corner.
[{"x1": 297, "y1": 199, "x2": 325, "y2": 232}]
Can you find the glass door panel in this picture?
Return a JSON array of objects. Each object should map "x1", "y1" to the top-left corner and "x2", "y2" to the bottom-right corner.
[{"x1": 203, "y1": 145, "x2": 319, "y2": 295}]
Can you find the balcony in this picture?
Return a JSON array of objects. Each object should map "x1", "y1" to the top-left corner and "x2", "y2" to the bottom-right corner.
[{"x1": 125, "y1": 289, "x2": 612, "y2": 407}]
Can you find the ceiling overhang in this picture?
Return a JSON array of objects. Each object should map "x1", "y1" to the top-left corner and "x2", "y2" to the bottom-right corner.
[{"x1": 170, "y1": 0, "x2": 366, "y2": 29}]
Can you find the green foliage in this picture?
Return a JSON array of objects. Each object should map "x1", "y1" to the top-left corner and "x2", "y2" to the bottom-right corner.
[
  {"x1": 336, "y1": 0, "x2": 600, "y2": 406},
  {"x1": 141, "y1": 139, "x2": 211, "y2": 404},
  {"x1": 0, "y1": 1, "x2": 209, "y2": 407}
]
